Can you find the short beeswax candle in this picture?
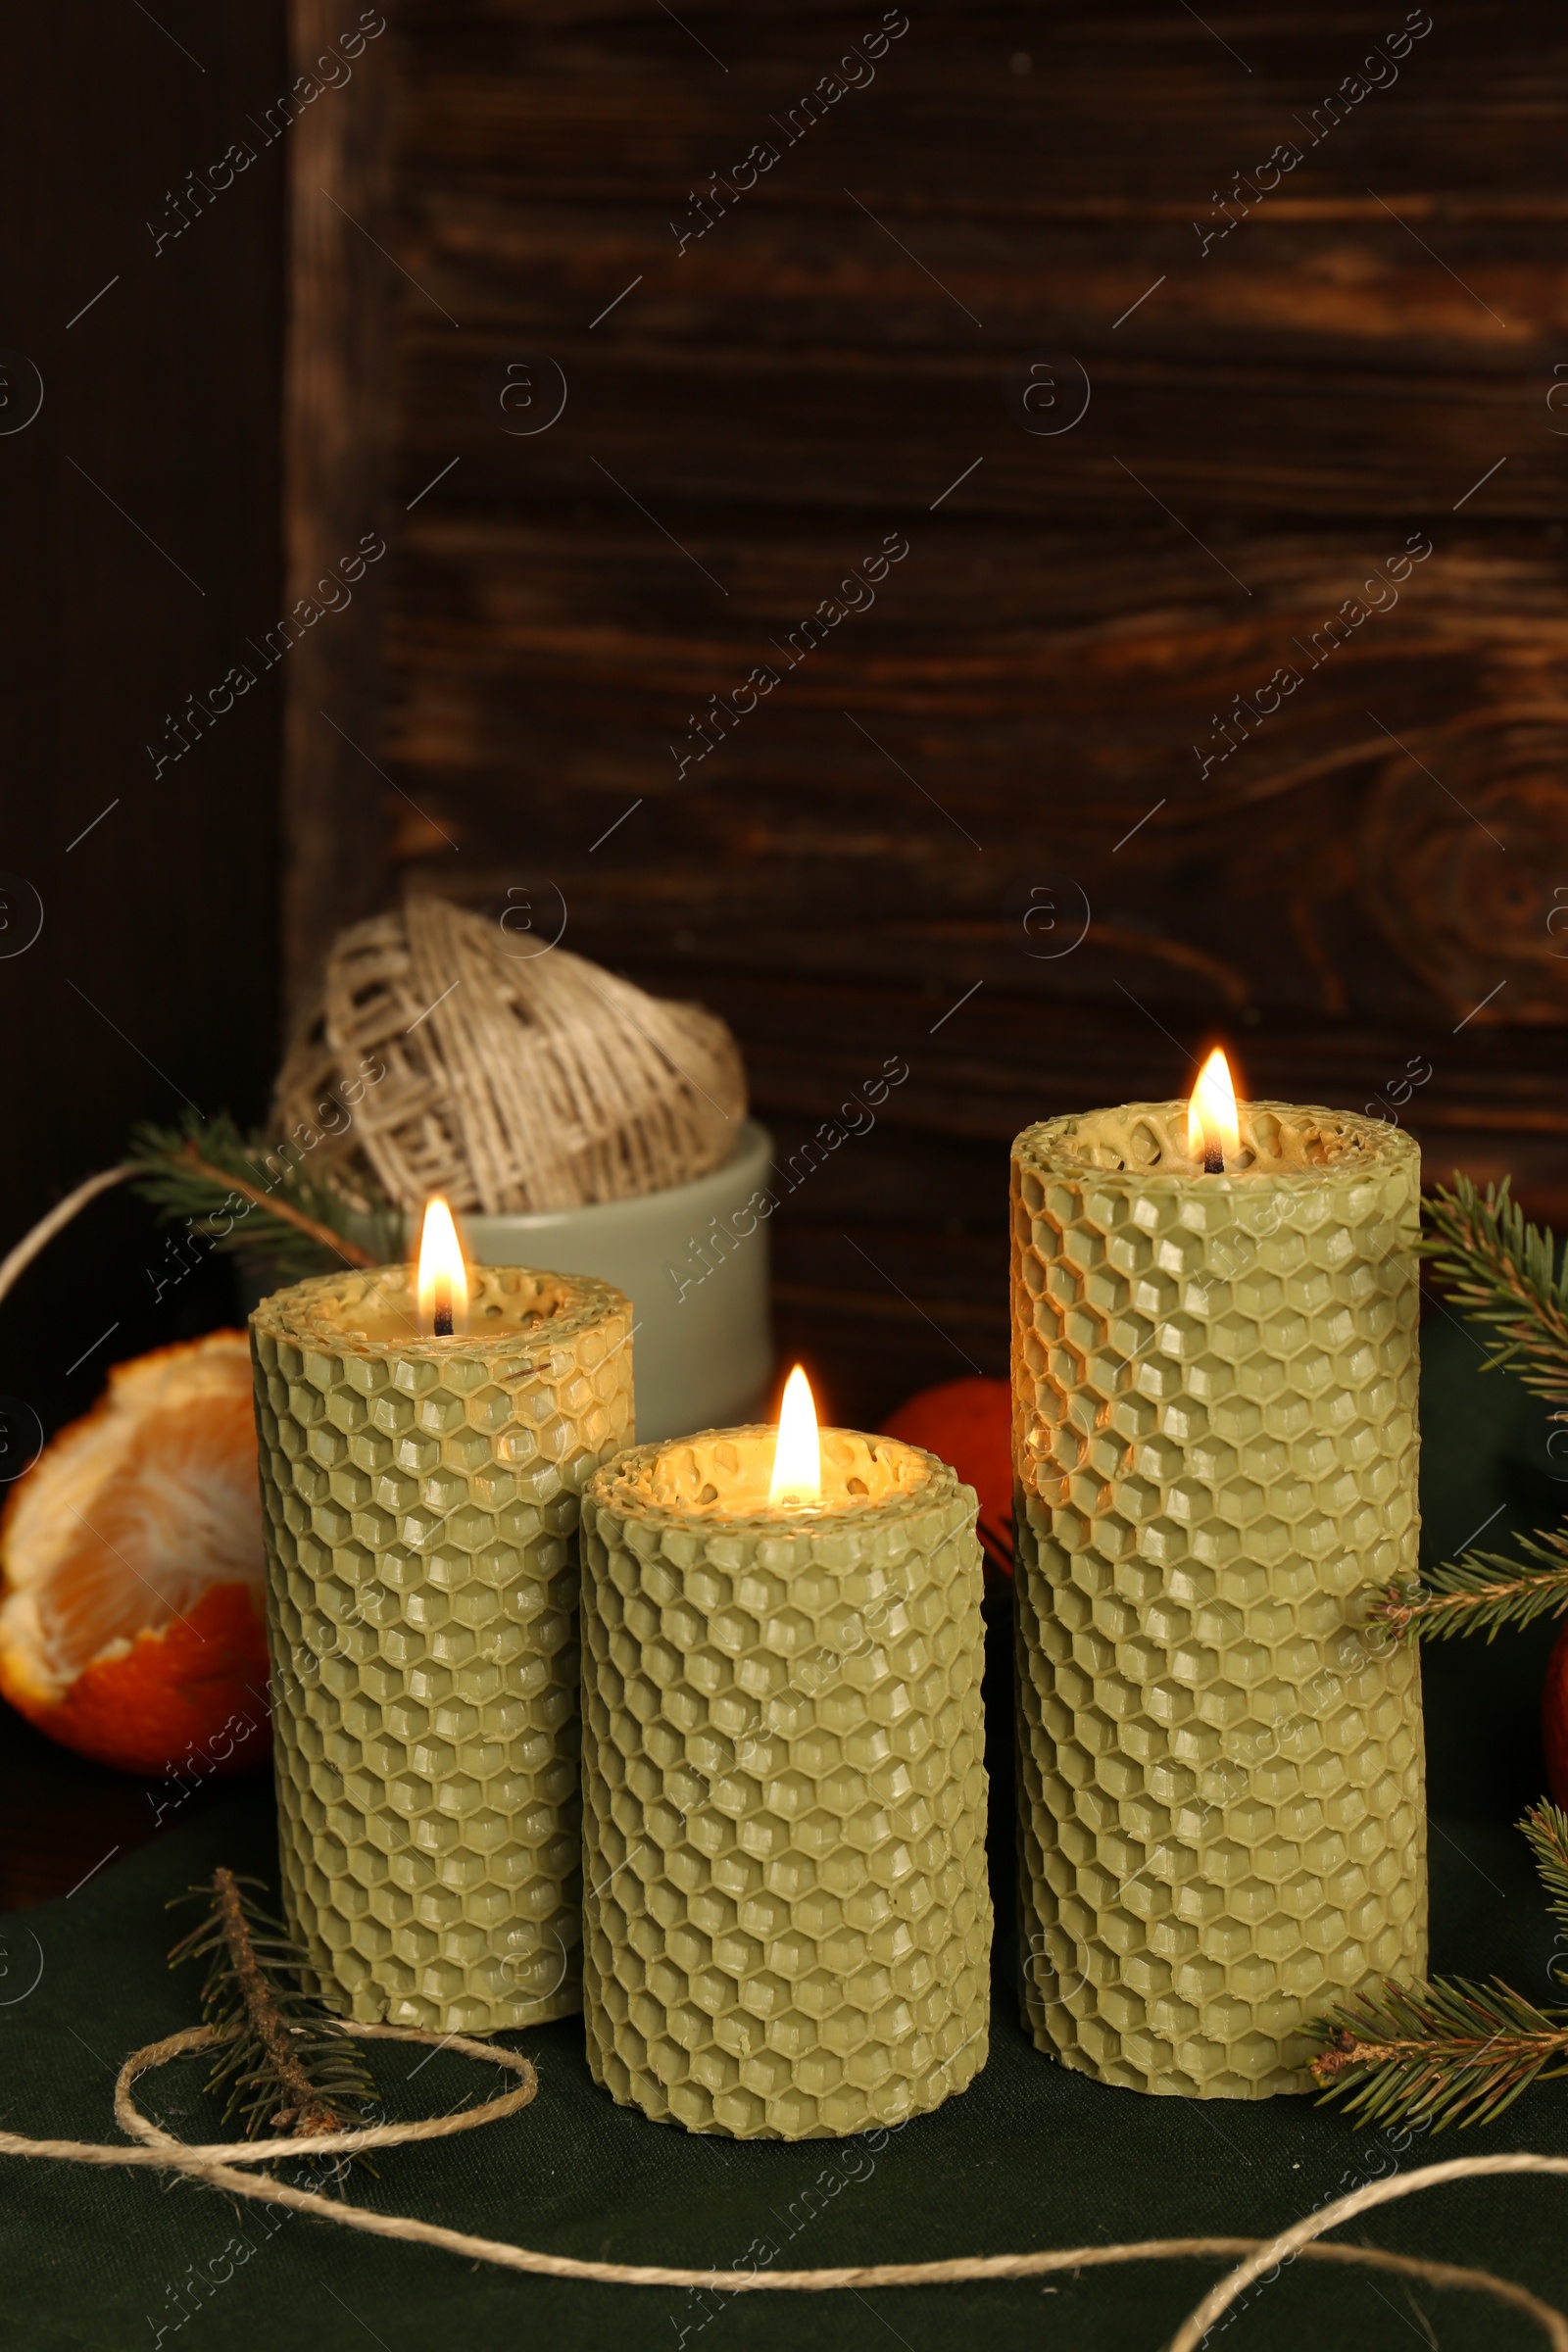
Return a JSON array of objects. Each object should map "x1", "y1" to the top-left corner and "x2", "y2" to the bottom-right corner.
[
  {"x1": 250, "y1": 1224, "x2": 632, "y2": 2034},
  {"x1": 579, "y1": 1372, "x2": 992, "y2": 2138},
  {"x1": 1010, "y1": 1074, "x2": 1425, "y2": 2099}
]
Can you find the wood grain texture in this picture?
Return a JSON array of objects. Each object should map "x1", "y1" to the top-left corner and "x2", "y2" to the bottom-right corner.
[
  {"x1": 281, "y1": 0, "x2": 397, "y2": 1009},
  {"x1": 283, "y1": 0, "x2": 1568, "y2": 1424}
]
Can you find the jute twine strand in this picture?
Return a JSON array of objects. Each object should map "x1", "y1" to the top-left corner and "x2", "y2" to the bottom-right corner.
[
  {"x1": 272, "y1": 897, "x2": 747, "y2": 1215},
  {"x1": 1167, "y1": 2151, "x2": 1568, "y2": 2351},
  {"x1": 0, "y1": 1165, "x2": 132, "y2": 1312},
  {"x1": 0, "y1": 2019, "x2": 1562, "y2": 2347}
]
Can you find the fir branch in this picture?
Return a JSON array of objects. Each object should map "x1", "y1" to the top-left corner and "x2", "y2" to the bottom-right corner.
[
  {"x1": 1310, "y1": 1976, "x2": 1568, "y2": 2132},
  {"x1": 169, "y1": 1869, "x2": 378, "y2": 2142},
  {"x1": 1422, "y1": 1174, "x2": 1568, "y2": 1410},
  {"x1": 127, "y1": 1108, "x2": 395, "y2": 1283},
  {"x1": 172, "y1": 1140, "x2": 375, "y2": 1269},
  {"x1": 1371, "y1": 1527, "x2": 1568, "y2": 1645},
  {"x1": 1521, "y1": 1799, "x2": 1568, "y2": 1935},
  {"x1": 1311, "y1": 1806, "x2": 1568, "y2": 2131},
  {"x1": 1364, "y1": 1177, "x2": 1568, "y2": 1645}
]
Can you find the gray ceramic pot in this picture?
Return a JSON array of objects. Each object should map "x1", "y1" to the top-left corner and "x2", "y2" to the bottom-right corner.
[{"x1": 375, "y1": 1119, "x2": 775, "y2": 1444}]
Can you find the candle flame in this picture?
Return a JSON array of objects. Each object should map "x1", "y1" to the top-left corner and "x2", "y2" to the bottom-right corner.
[
  {"x1": 416, "y1": 1196, "x2": 469, "y2": 1335},
  {"x1": 769, "y1": 1365, "x2": 821, "y2": 1506},
  {"x1": 1187, "y1": 1047, "x2": 1241, "y2": 1166}
]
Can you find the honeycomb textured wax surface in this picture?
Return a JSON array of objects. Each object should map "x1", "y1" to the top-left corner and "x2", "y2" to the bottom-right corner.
[
  {"x1": 1010, "y1": 1102, "x2": 1426, "y2": 2099},
  {"x1": 579, "y1": 1427, "x2": 992, "y2": 2138},
  {"x1": 250, "y1": 1262, "x2": 632, "y2": 2032}
]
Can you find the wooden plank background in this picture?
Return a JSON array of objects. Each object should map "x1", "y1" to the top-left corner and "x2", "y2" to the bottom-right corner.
[{"x1": 286, "y1": 0, "x2": 1568, "y2": 1429}]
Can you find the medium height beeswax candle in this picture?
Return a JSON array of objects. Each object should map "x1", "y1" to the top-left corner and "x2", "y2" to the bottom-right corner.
[
  {"x1": 250, "y1": 1239, "x2": 632, "y2": 2034},
  {"x1": 1010, "y1": 1085, "x2": 1425, "y2": 2099}
]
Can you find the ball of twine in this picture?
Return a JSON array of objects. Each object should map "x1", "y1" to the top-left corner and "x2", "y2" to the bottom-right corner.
[{"x1": 272, "y1": 896, "x2": 747, "y2": 1216}]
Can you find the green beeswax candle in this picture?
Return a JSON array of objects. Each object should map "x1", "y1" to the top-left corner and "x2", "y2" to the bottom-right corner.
[
  {"x1": 250, "y1": 1261, "x2": 633, "y2": 2033},
  {"x1": 579, "y1": 1421, "x2": 992, "y2": 2139},
  {"x1": 1009, "y1": 1099, "x2": 1425, "y2": 2100}
]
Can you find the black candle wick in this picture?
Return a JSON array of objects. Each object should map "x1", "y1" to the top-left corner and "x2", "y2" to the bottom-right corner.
[
  {"x1": 434, "y1": 1282, "x2": 453, "y2": 1338},
  {"x1": 1203, "y1": 1146, "x2": 1224, "y2": 1175}
]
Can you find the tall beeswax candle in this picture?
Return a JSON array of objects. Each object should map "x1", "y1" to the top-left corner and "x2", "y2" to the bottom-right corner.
[
  {"x1": 579, "y1": 1374, "x2": 992, "y2": 2139},
  {"x1": 1010, "y1": 1088, "x2": 1425, "y2": 2099},
  {"x1": 250, "y1": 1250, "x2": 632, "y2": 2033}
]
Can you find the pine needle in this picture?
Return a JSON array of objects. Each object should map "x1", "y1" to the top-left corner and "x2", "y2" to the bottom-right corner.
[
  {"x1": 169, "y1": 1869, "x2": 379, "y2": 2149},
  {"x1": 1311, "y1": 1804, "x2": 1568, "y2": 2130}
]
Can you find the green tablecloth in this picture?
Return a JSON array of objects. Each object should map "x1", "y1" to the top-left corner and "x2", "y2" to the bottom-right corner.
[{"x1": 3, "y1": 1310, "x2": 1566, "y2": 2351}]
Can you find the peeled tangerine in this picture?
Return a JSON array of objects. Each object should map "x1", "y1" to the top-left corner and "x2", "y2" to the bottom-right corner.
[{"x1": 0, "y1": 1332, "x2": 270, "y2": 1776}]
